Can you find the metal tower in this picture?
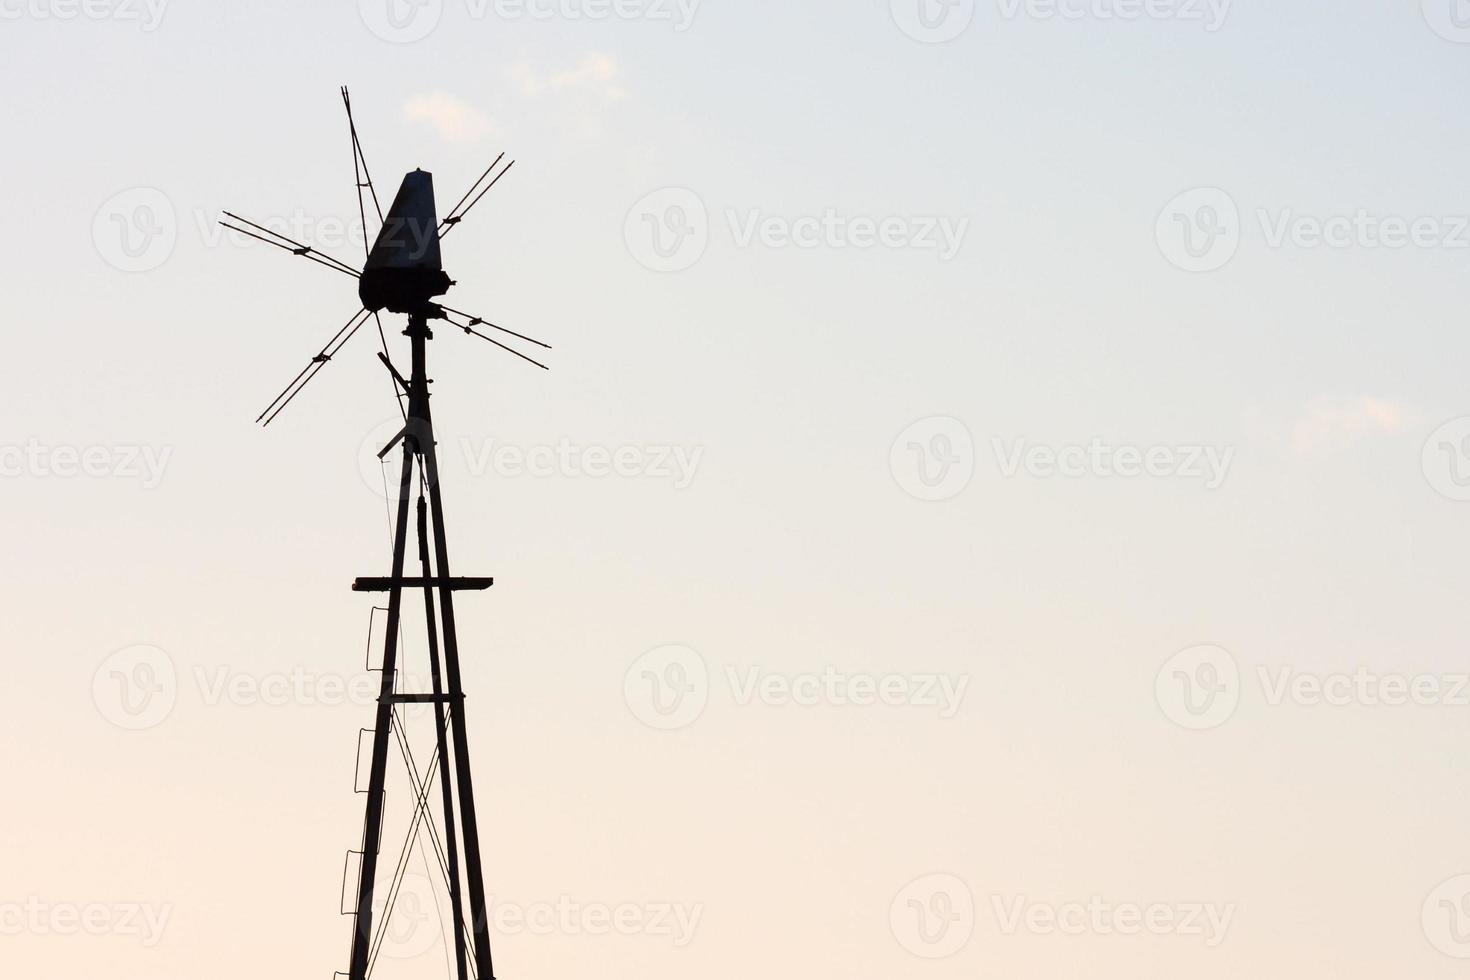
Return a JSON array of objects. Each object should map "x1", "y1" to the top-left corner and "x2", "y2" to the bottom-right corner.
[{"x1": 221, "y1": 89, "x2": 550, "y2": 980}]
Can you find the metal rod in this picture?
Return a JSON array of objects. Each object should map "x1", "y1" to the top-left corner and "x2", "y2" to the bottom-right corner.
[
  {"x1": 221, "y1": 211, "x2": 359, "y2": 275},
  {"x1": 418, "y1": 494, "x2": 470, "y2": 980},
  {"x1": 417, "y1": 314, "x2": 498, "y2": 980},
  {"x1": 458, "y1": 324, "x2": 550, "y2": 371},
  {"x1": 441, "y1": 152, "x2": 505, "y2": 229},
  {"x1": 439, "y1": 160, "x2": 514, "y2": 240},
  {"x1": 435, "y1": 304, "x2": 552, "y2": 350}
]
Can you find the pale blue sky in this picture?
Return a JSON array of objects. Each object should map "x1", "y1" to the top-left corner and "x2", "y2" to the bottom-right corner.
[{"x1": 4, "y1": 2, "x2": 1470, "y2": 979}]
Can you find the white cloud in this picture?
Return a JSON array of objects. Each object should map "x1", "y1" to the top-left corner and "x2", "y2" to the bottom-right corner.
[
  {"x1": 403, "y1": 93, "x2": 493, "y2": 143},
  {"x1": 1290, "y1": 396, "x2": 1416, "y2": 455},
  {"x1": 509, "y1": 52, "x2": 627, "y2": 103}
]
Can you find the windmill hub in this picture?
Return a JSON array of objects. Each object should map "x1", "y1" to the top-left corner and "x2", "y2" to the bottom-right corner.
[{"x1": 358, "y1": 169, "x2": 453, "y2": 315}]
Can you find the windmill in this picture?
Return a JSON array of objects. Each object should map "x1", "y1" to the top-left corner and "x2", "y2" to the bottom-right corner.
[{"x1": 221, "y1": 88, "x2": 550, "y2": 980}]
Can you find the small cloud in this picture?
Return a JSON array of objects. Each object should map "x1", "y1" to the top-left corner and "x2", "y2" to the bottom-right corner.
[
  {"x1": 403, "y1": 93, "x2": 492, "y2": 143},
  {"x1": 1290, "y1": 396, "x2": 1416, "y2": 455},
  {"x1": 508, "y1": 52, "x2": 626, "y2": 103}
]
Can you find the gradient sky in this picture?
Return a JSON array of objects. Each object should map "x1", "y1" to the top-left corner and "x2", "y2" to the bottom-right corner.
[{"x1": 4, "y1": 1, "x2": 1470, "y2": 978}]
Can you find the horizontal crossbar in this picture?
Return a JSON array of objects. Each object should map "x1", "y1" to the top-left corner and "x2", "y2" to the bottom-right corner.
[{"x1": 352, "y1": 577, "x2": 494, "y2": 592}]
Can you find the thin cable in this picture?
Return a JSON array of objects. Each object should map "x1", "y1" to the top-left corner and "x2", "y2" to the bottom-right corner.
[
  {"x1": 342, "y1": 87, "x2": 384, "y2": 224},
  {"x1": 260, "y1": 309, "x2": 373, "y2": 426},
  {"x1": 220, "y1": 222, "x2": 361, "y2": 280},
  {"x1": 221, "y1": 211, "x2": 360, "y2": 275},
  {"x1": 435, "y1": 304, "x2": 552, "y2": 350},
  {"x1": 438, "y1": 160, "x2": 515, "y2": 240},
  {"x1": 366, "y1": 738, "x2": 442, "y2": 977},
  {"x1": 452, "y1": 320, "x2": 550, "y2": 371},
  {"x1": 440, "y1": 153, "x2": 505, "y2": 229},
  {"x1": 256, "y1": 308, "x2": 369, "y2": 423}
]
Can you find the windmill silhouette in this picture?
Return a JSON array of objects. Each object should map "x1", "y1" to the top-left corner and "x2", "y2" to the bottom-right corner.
[{"x1": 221, "y1": 88, "x2": 550, "y2": 980}]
